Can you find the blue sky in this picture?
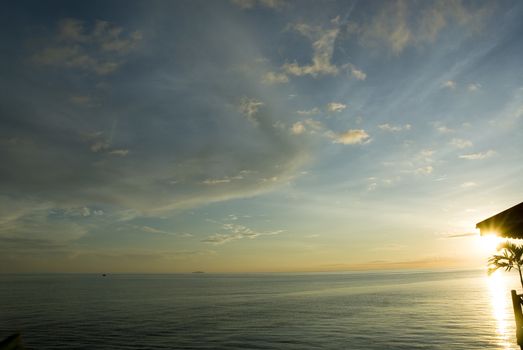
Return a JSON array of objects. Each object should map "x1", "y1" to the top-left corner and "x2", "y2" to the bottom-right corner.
[{"x1": 1, "y1": 0, "x2": 523, "y2": 272}]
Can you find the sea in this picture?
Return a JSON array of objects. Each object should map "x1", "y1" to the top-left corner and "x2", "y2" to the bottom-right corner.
[{"x1": 0, "y1": 269, "x2": 521, "y2": 349}]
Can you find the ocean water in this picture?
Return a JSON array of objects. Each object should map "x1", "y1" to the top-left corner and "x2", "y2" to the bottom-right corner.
[{"x1": 0, "y1": 270, "x2": 521, "y2": 349}]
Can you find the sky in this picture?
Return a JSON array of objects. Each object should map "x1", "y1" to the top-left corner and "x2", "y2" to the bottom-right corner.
[{"x1": 1, "y1": 0, "x2": 523, "y2": 273}]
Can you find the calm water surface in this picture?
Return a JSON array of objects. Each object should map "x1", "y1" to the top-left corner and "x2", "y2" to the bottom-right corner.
[{"x1": 0, "y1": 270, "x2": 520, "y2": 349}]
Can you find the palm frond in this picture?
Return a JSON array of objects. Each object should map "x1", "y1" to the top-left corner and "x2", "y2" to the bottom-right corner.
[{"x1": 488, "y1": 240, "x2": 523, "y2": 289}]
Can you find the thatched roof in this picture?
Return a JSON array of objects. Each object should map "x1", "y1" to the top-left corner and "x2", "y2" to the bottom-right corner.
[{"x1": 476, "y1": 201, "x2": 523, "y2": 238}]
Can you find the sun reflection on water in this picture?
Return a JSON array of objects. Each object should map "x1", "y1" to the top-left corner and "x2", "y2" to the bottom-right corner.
[{"x1": 487, "y1": 272, "x2": 513, "y2": 349}]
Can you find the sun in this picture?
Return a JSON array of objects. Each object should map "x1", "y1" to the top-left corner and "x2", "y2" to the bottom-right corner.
[{"x1": 478, "y1": 233, "x2": 503, "y2": 254}]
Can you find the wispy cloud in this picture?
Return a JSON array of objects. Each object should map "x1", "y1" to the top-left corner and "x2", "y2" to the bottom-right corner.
[
  {"x1": 330, "y1": 129, "x2": 370, "y2": 145},
  {"x1": 326, "y1": 102, "x2": 347, "y2": 113},
  {"x1": 33, "y1": 18, "x2": 142, "y2": 75},
  {"x1": 262, "y1": 71, "x2": 289, "y2": 84},
  {"x1": 342, "y1": 63, "x2": 367, "y2": 80},
  {"x1": 450, "y1": 138, "x2": 472, "y2": 149},
  {"x1": 432, "y1": 122, "x2": 454, "y2": 133},
  {"x1": 459, "y1": 150, "x2": 495, "y2": 160},
  {"x1": 291, "y1": 119, "x2": 370, "y2": 146},
  {"x1": 378, "y1": 123, "x2": 411, "y2": 132},
  {"x1": 82, "y1": 131, "x2": 129, "y2": 156},
  {"x1": 83, "y1": 131, "x2": 110, "y2": 152},
  {"x1": 296, "y1": 107, "x2": 320, "y2": 116},
  {"x1": 139, "y1": 226, "x2": 192, "y2": 237},
  {"x1": 271, "y1": 22, "x2": 366, "y2": 82},
  {"x1": 282, "y1": 23, "x2": 339, "y2": 78},
  {"x1": 468, "y1": 83, "x2": 482, "y2": 92},
  {"x1": 108, "y1": 149, "x2": 129, "y2": 157},
  {"x1": 202, "y1": 170, "x2": 252, "y2": 185},
  {"x1": 415, "y1": 165, "x2": 433, "y2": 175},
  {"x1": 352, "y1": 1, "x2": 492, "y2": 54},
  {"x1": 203, "y1": 223, "x2": 283, "y2": 244},
  {"x1": 291, "y1": 122, "x2": 306, "y2": 135},
  {"x1": 290, "y1": 119, "x2": 324, "y2": 136}
]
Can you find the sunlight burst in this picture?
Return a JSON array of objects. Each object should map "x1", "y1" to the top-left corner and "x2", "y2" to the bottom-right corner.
[{"x1": 478, "y1": 234, "x2": 503, "y2": 255}]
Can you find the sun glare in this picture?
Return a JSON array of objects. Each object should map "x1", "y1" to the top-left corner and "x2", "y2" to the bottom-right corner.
[
  {"x1": 487, "y1": 271, "x2": 513, "y2": 349},
  {"x1": 478, "y1": 234, "x2": 503, "y2": 255}
]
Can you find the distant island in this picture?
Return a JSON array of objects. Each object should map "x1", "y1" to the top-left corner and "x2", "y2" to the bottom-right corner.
[{"x1": 192, "y1": 271, "x2": 205, "y2": 274}]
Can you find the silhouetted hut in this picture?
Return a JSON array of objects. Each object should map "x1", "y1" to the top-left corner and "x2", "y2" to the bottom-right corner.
[{"x1": 476, "y1": 201, "x2": 523, "y2": 238}]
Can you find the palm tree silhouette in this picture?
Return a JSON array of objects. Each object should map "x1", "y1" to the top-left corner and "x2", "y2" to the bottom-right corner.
[{"x1": 489, "y1": 241, "x2": 523, "y2": 290}]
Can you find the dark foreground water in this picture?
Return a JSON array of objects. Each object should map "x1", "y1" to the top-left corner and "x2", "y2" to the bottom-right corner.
[{"x1": 0, "y1": 270, "x2": 520, "y2": 349}]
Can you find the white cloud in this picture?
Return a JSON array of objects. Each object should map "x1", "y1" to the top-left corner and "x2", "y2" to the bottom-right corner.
[
  {"x1": 432, "y1": 122, "x2": 454, "y2": 133},
  {"x1": 203, "y1": 223, "x2": 283, "y2": 244},
  {"x1": 442, "y1": 80, "x2": 456, "y2": 89},
  {"x1": 290, "y1": 119, "x2": 323, "y2": 135},
  {"x1": 459, "y1": 150, "x2": 496, "y2": 160},
  {"x1": 349, "y1": 66, "x2": 367, "y2": 80},
  {"x1": 342, "y1": 63, "x2": 367, "y2": 80},
  {"x1": 291, "y1": 122, "x2": 306, "y2": 135},
  {"x1": 330, "y1": 129, "x2": 370, "y2": 145},
  {"x1": 262, "y1": 71, "x2": 289, "y2": 84},
  {"x1": 326, "y1": 102, "x2": 347, "y2": 112},
  {"x1": 108, "y1": 149, "x2": 129, "y2": 157},
  {"x1": 460, "y1": 182, "x2": 478, "y2": 188},
  {"x1": 415, "y1": 165, "x2": 433, "y2": 175},
  {"x1": 378, "y1": 123, "x2": 411, "y2": 132},
  {"x1": 291, "y1": 119, "x2": 370, "y2": 146},
  {"x1": 450, "y1": 138, "x2": 472, "y2": 149},
  {"x1": 468, "y1": 83, "x2": 481, "y2": 91},
  {"x1": 439, "y1": 126, "x2": 454, "y2": 133},
  {"x1": 290, "y1": 115, "x2": 372, "y2": 147}
]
